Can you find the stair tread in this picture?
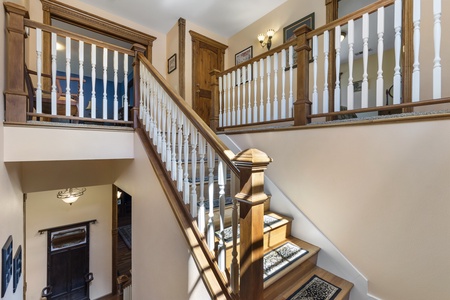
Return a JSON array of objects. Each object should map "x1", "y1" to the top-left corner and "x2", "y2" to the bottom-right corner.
[{"x1": 268, "y1": 266, "x2": 354, "y2": 300}]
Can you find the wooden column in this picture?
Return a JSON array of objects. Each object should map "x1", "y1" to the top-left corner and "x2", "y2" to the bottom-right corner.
[
  {"x1": 132, "y1": 44, "x2": 146, "y2": 129},
  {"x1": 402, "y1": 0, "x2": 413, "y2": 112},
  {"x1": 293, "y1": 25, "x2": 312, "y2": 126},
  {"x1": 209, "y1": 69, "x2": 220, "y2": 132},
  {"x1": 178, "y1": 18, "x2": 186, "y2": 99},
  {"x1": 326, "y1": 0, "x2": 339, "y2": 120},
  {"x1": 4, "y1": 2, "x2": 29, "y2": 123},
  {"x1": 232, "y1": 149, "x2": 272, "y2": 300}
]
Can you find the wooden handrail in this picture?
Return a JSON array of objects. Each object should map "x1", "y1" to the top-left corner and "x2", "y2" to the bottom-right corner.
[
  {"x1": 307, "y1": 0, "x2": 395, "y2": 40},
  {"x1": 138, "y1": 52, "x2": 240, "y2": 177},
  {"x1": 24, "y1": 19, "x2": 135, "y2": 56}
]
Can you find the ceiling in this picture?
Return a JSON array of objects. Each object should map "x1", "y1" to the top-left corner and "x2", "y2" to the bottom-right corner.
[{"x1": 76, "y1": 0, "x2": 289, "y2": 38}]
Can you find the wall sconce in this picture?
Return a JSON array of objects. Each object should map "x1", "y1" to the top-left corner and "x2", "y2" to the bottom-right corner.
[
  {"x1": 57, "y1": 187, "x2": 86, "y2": 205},
  {"x1": 257, "y1": 29, "x2": 275, "y2": 51},
  {"x1": 340, "y1": 31, "x2": 347, "y2": 42}
]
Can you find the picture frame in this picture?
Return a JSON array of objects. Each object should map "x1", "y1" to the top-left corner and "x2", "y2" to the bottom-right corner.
[
  {"x1": 283, "y1": 13, "x2": 315, "y2": 67},
  {"x1": 168, "y1": 53, "x2": 177, "y2": 74},
  {"x1": 235, "y1": 46, "x2": 253, "y2": 66},
  {"x1": 13, "y1": 245, "x2": 21, "y2": 293},
  {"x1": 1, "y1": 235, "x2": 13, "y2": 297}
]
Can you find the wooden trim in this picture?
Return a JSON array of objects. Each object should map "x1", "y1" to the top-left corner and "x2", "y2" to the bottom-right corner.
[
  {"x1": 111, "y1": 185, "x2": 119, "y2": 296},
  {"x1": 189, "y1": 30, "x2": 228, "y2": 51},
  {"x1": 178, "y1": 18, "x2": 186, "y2": 98},
  {"x1": 138, "y1": 53, "x2": 240, "y2": 176},
  {"x1": 402, "y1": 0, "x2": 413, "y2": 112},
  {"x1": 307, "y1": 0, "x2": 395, "y2": 40},
  {"x1": 326, "y1": 0, "x2": 339, "y2": 121},
  {"x1": 40, "y1": 0, "x2": 155, "y2": 60},
  {"x1": 135, "y1": 124, "x2": 235, "y2": 300}
]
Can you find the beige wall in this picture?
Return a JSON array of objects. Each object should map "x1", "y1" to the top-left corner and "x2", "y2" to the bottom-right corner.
[
  {"x1": 26, "y1": 185, "x2": 113, "y2": 299},
  {"x1": 227, "y1": 0, "x2": 326, "y2": 69},
  {"x1": 114, "y1": 133, "x2": 210, "y2": 299},
  {"x1": 226, "y1": 118, "x2": 450, "y2": 300},
  {"x1": 167, "y1": 21, "x2": 179, "y2": 93}
]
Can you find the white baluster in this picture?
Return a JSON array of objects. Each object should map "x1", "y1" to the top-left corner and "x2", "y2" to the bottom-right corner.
[
  {"x1": 157, "y1": 86, "x2": 163, "y2": 152},
  {"x1": 347, "y1": 20, "x2": 355, "y2": 110},
  {"x1": 36, "y1": 28, "x2": 43, "y2": 114},
  {"x1": 161, "y1": 93, "x2": 167, "y2": 161},
  {"x1": 91, "y1": 44, "x2": 97, "y2": 118},
  {"x1": 273, "y1": 52, "x2": 279, "y2": 120},
  {"x1": 198, "y1": 136, "x2": 206, "y2": 233},
  {"x1": 376, "y1": 7, "x2": 385, "y2": 107},
  {"x1": 242, "y1": 66, "x2": 247, "y2": 124},
  {"x1": 231, "y1": 70, "x2": 236, "y2": 126},
  {"x1": 362, "y1": 13, "x2": 370, "y2": 108},
  {"x1": 230, "y1": 194, "x2": 239, "y2": 294},
  {"x1": 312, "y1": 35, "x2": 319, "y2": 114},
  {"x1": 183, "y1": 118, "x2": 190, "y2": 204},
  {"x1": 113, "y1": 51, "x2": 118, "y2": 120},
  {"x1": 288, "y1": 46, "x2": 294, "y2": 117},
  {"x1": 65, "y1": 37, "x2": 71, "y2": 116},
  {"x1": 227, "y1": 73, "x2": 232, "y2": 126},
  {"x1": 102, "y1": 47, "x2": 108, "y2": 119},
  {"x1": 323, "y1": 31, "x2": 329, "y2": 113},
  {"x1": 139, "y1": 62, "x2": 144, "y2": 120},
  {"x1": 281, "y1": 49, "x2": 287, "y2": 118},
  {"x1": 191, "y1": 126, "x2": 198, "y2": 218},
  {"x1": 124, "y1": 54, "x2": 129, "y2": 121},
  {"x1": 393, "y1": 0, "x2": 402, "y2": 104},
  {"x1": 334, "y1": 26, "x2": 341, "y2": 112},
  {"x1": 259, "y1": 58, "x2": 265, "y2": 122},
  {"x1": 171, "y1": 105, "x2": 178, "y2": 181},
  {"x1": 236, "y1": 68, "x2": 241, "y2": 125},
  {"x1": 177, "y1": 109, "x2": 183, "y2": 192},
  {"x1": 433, "y1": 0, "x2": 441, "y2": 99},
  {"x1": 222, "y1": 75, "x2": 227, "y2": 127},
  {"x1": 219, "y1": 76, "x2": 223, "y2": 127},
  {"x1": 207, "y1": 146, "x2": 216, "y2": 251},
  {"x1": 247, "y1": 64, "x2": 252, "y2": 123},
  {"x1": 413, "y1": 0, "x2": 421, "y2": 102},
  {"x1": 51, "y1": 33, "x2": 57, "y2": 115},
  {"x1": 217, "y1": 159, "x2": 226, "y2": 272},
  {"x1": 166, "y1": 100, "x2": 172, "y2": 171},
  {"x1": 266, "y1": 55, "x2": 271, "y2": 121},
  {"x1": 253, "y1": 62, "x2": 258, "y2": 122},
  {"x1": 78, "y1": 41, "x2": 84, "y2": 117}
]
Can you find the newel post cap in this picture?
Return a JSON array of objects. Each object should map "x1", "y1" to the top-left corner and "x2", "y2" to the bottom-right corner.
[{"x1": 232, "y1": 148, "x2": 272, "y2": 168}]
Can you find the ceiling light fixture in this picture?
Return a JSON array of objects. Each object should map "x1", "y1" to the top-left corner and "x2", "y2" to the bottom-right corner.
[
  {"x1": 57, "y1": 187, "x2": 86, "y2": 205},
  {"x1": 257, "y1": 29, "x2": 275, "y2": 51},
  {"x1": 340, "y1": 31, "x2": 347, "y2": 42}
]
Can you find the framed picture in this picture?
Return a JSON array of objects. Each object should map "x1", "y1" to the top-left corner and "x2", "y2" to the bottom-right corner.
[
  {"x1": 168, "y1": 53, "x2": 177, "y2": 74},
  {"x1": 1, "y1": 235, "x2": 13, "y2": 297},
  {"x1": 13, "y1": 246, "x2": 21, "y2": 293},
  {"x1": 235, "y1": 46, "x2": 253, "y2": 66},
  {"x1": 283, "y1": 13, "x2": 315, "y2": 67}
]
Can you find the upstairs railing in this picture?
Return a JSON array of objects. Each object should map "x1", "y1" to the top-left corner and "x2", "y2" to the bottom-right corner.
[
  {"x1": 4, "y1": 2, "x2": 135, "y2": 126},
  {"x1": 212, "y1": 0, "x2": 450, "y2": 130}
]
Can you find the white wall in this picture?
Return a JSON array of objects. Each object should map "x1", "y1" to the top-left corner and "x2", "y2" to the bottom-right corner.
[
  {"x1": 26, "y1": 185, "x2": 113, "y2": 299},
  {"x1": 224, "y1": 118, "x2": 450, "y2": 300},
  {"x1": 114, "y1": 133, "x2": 210, "y2": 299}
]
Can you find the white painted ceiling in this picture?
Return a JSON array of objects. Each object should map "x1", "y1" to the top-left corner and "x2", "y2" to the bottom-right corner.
[{"x1": 76, "y1": 0, "x2": 289, "y2": 38}]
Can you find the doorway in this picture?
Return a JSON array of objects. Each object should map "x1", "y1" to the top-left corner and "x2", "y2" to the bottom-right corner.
[{"x1": 190, "y1": 31, "x2": 227, "y2": 127}]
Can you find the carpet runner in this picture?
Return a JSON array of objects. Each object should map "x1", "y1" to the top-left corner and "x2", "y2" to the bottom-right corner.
[
  {"x1": 286, "y1": 275, "x2": 341, "y2": 300},
  {"x1": 263, "y1": 242, "x2": 308, "y2": 281}
]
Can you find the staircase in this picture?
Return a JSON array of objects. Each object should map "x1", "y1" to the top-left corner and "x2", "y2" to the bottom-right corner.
[{"x1": 211, "y1": 196, "x2": 353, "y2": 300}]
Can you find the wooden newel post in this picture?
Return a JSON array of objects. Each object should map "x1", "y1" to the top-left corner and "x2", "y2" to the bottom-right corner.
[
  {"x1": 4, "y1": 2, "x2": 29, "y2": 123},
  {"x1": 210, "y1": 69, "x2": 220, "y2": 132},
  {"x1": 132, "y1": 44, "x2": 146, "y2": 129},
  {"x1": 293, "y1": 25, "x2": 312, "y2": 126},
  {"x1": 232, "y1": 149, "x2": 272, "y2": 300}
]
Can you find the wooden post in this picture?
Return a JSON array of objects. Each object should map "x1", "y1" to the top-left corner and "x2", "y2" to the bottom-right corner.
[
  {"x1": 326, "y1": 0, "x2": 339, "y2": 121},
  {"x1": 4, "y1": 2, "x2": 29, "y2": 123},
  {"x1": 232, "y1": 149, "x2": 272, "y2": 300},
  {"x1": 132, "y1": 44, "x2": 146, "y2": 129},
  {"x1": 209, "y1": 69, "x2": 220, "y2": 132},
  {"x1": 293, "y1": 25, "x2": 312, "y2": 126},
  {"x1": 402, "y1": 0, "x2": 413, "y2": 112}
]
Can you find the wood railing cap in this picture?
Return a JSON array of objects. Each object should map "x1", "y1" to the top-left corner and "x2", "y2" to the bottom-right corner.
[
  {"x1": 232, "y1": 148, "x2": 272, "y2": 167},
  {"x1": 4, "y1": 2, "x2": 29, "y2": 17}
]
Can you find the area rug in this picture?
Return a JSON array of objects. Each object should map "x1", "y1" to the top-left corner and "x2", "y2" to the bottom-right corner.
[
  {"x1": 118, "y1": 225, "x2": 132, "y2": 249},
  {"x1": 263, "y1": 242, "x2": 308, "y2": 281},
  {"x1": 286, "y1": 275, "x2": 341, "y2": 300}
]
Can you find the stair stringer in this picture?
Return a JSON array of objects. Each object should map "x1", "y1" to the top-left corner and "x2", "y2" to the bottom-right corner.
[{"x1": 219, "y1": 134, "x2": 376, "y2": 300}]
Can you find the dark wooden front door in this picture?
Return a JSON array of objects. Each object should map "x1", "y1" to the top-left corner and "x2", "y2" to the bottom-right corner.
[
  {"x1": 47, "y1": 224, "x2": 90, "y2": 300},
  {"x1": 190, "y1": 31, "x2": 227, "y2": 126}
]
